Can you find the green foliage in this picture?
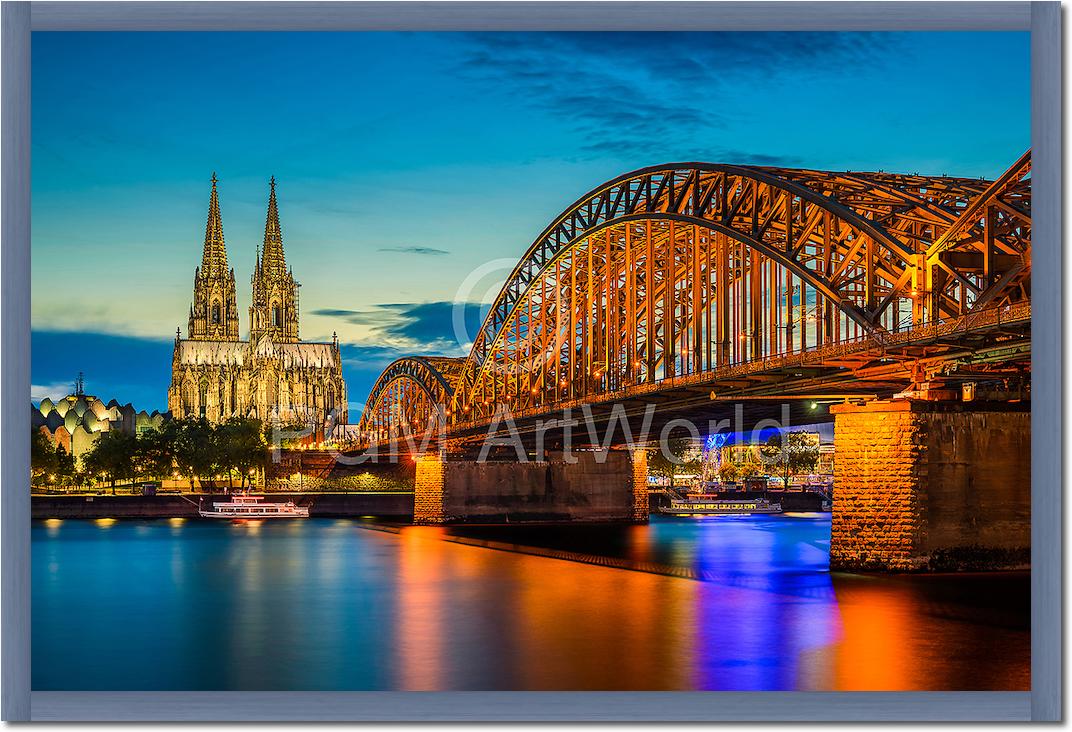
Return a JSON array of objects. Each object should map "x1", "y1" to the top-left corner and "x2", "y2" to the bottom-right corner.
[
  {"x1": 736, "y1": 451, "x2": 763, "y2": 480},
  {"x1": 266, "y1": 420, "x2": 314, "y2": 450},
  {"x1": 54, "y1": 445, "x2": 76, "y2": 482},
  {"x1": 717, "y1": 459, "x2": 739, "y2": 484},
  {"x1": 31, "y1": 429, "x2": 57, "y2": 482},
  {"x1": 648, "y1": 436, "x2": 701, "y2": 489},
  {"x1": 82, "y1": 430, "x2": 138, "y2": 491},
  {"x1": 759, "y1": 431, "x2": 819, "y2": 489},
  {"x1": 216, "y1": 418, "x2": 269, "y2": 487},
  {"x1": 170, "y1": 418, "x2": 218, "y2": 488},
  {"x1": 30, "y1": 431, "x2": 78, "y2": 487},
  {"x1": 135, "y1": 428, "x2": 176, "y2": 480},
  {"x1": 168, "y1": 417, "x2": 268, "y2": 488},
  {"x1": 62, "y1": 417, "x2": 269, "y2": 491}
]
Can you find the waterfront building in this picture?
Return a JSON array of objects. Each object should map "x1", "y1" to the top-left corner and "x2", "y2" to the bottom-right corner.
[
  {"x1": 32, "y1": 374, "x2": 166, "y2": 467},
  {"x1": 167, "y1": 175, "x2": 347, "y2": 434},
  {"x1": 715, "y1": 431, "x2": 835, "y2": 482}
]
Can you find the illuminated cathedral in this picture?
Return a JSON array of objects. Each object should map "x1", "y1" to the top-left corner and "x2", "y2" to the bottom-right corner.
[{"x1": 168, "y1": 175, "x2": 347, "y2": 433}]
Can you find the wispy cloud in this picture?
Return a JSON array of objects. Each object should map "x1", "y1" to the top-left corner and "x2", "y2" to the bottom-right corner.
[
  {"x1": 313, "y1": 300, "x2": 489, "y2": 355},
  {"x1": 31, "y1": 381, "x2": 76, "y2": 403},
  {"x1": 455, "y1": 32, "x2": 895, "y2": 162},
  {"x1": 377, "y1": 246, "x2": 450, "y2": 256},
  {"x1": 32, "y1": 295, "x2": 183, "y2": 341},
  {"x1": 339, "y1": 343, "x2": 415, "y2": 375}
]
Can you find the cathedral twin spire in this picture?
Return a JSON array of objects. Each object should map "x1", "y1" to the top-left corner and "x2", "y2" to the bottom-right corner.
[
  {"x1": 188, "y1": 173, "x2": 240, "y2": 341},
  {"x1": 260, "y1": 177, "x2": 286, "y2": 276},
  {"x1": 201, "y1": 173, "x2": 229, "y2": 275},
  {"x1": 250, "y1": 176, "x2": 300, "y2": 343},
  {"x1": 187, "y1": 174, "x2": 300, "y2": 343}
]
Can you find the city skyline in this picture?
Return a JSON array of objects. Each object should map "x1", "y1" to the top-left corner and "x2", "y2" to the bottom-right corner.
[{"x1": 32, "y1": 31, "x2": 1030, "y2": 412}]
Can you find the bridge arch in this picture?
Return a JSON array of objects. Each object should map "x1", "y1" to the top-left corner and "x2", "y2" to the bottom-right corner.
[
  {"x1": 356, "y1": 356, "x2": 463, "y2": 443},
  {"x1": 355, "y1": 154, "x2": 1030, "y2": 434},
  {"x1": 449, "y1": 157, "x2": 1030, "y2": 421}
]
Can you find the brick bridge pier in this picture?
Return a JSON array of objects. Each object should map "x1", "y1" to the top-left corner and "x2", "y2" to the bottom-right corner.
[
  {"x1": 397, "y1": 399, "x2": 1029, "y2": 572},
  {"x1": 830, "y1": 400, "x2": 1030, "y2": 571},
  {"x1": 414, "y1": 449, "x2": 648, "y2": 525}
]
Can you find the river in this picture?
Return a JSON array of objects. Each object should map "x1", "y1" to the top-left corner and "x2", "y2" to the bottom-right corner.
[{"x1": 32, "y1": 514, "x2": 1028, "y2": 691}]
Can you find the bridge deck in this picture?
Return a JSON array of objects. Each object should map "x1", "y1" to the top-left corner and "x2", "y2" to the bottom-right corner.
[{"x1": 358, "y1": 301, "x2": 1029, "y2": 454}]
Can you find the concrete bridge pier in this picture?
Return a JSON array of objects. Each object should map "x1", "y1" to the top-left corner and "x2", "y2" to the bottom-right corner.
[
  {"x1": 414, "y1": 449, "x2": 649, "y2": 525},
  {"x1": 830, "y1": 400, "x2": 1030, "y2": 571}
]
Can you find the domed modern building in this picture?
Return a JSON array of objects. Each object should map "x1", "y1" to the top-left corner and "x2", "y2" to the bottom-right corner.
[{"x1": 32, "y1": 377, "x2": 168, "y2": 467}]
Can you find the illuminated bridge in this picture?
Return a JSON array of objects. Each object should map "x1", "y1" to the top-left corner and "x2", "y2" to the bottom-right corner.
[
  {"x1": 359, "y1": 152, "x2": 1031, "y2": 443},
  {"x1": 352, "y1": 152, "x2": 1032, "y2": 568}
]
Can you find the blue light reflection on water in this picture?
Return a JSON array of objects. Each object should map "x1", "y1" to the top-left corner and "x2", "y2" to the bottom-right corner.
[
  {"x1": 673, "y1": 514, "x2": 840, "y2": 690},
  {"x1": 31, "y1": 515, "x2": 1028, "y2": 691}
]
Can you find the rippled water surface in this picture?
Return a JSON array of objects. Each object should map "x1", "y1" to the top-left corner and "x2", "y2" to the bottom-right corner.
[{"x1": 32, "y1": 515, "x2": 1029, "y2": 690}]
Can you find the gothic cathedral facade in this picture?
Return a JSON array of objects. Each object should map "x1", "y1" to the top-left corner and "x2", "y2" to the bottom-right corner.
[{"x1": 168, "y1": 175, "x2": 347, "y2": 434}]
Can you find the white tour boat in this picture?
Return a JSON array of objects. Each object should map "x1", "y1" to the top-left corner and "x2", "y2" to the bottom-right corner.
[
  {"x1": 198, "y1": 493, "x2": 310, "y2": 519},
  {"x1": 658, "y1": 496, "x2": 782, "y2": 516}
]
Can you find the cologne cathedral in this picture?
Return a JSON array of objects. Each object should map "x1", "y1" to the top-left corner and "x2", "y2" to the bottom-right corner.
[{"x1": 168, "y1": 175, "x2": 347, "y2": 434}]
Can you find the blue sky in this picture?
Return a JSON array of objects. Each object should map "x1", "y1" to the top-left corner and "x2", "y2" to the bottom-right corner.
[{"x1": 31, "y1": 31, "x2": 1030, "y2": 414}]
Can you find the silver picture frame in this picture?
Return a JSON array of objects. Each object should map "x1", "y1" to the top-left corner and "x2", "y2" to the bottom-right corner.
[{"x1": 2, "y1": 1, "x2": 1061, "y2": 721}]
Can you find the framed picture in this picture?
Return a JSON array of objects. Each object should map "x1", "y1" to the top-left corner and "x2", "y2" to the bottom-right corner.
[{"x1": 3, "y1": 0, "x2": 1061, "y2": 722}]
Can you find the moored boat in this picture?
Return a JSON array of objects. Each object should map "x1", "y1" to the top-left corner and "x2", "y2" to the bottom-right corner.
[
  {"x1": 657, "y1": 496, "x2": 782, "y2": 516},
  {"x1": 198, "y1": 493, "x2": 310, "y2": 519}
]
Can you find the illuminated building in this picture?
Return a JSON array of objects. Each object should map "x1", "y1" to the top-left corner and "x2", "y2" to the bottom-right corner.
[
  {"x1": 716, "y1": 431, "x2": 835, "y2": 479},
  {"x1": 31, "y1": 374, "x2": 166, "y2": 466},
  {"x1": 167, "y1": 175, "x2": 347, "y2": 433}
]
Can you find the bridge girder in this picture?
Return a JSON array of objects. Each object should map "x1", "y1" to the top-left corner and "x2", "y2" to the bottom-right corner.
[
  {"x1": 357, "y1": 153, "x2": 1031, "y2": 445},
  {"x1": 356, "y1": 356, "x2": 462, "y2": 444}
]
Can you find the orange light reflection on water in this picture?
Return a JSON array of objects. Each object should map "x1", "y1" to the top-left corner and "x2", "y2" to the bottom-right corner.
[
  {"x1": 32, "y1": 517, "x2": 1029, "y2": 691},
  {"x1": 396, "y1": 527, "x2": 447, "y2": 690},
  {"x1": 395, "y1": 526, "x2": 696, "y2": 690},
  {"x1": 831, "y1": 580, "x2": 913, "y2": 689},
  {"x1": 391, "y1": 526, "x2": 1029, "y2": 691},
  {"x1": 821, "y1": 576, "x2": 1030, "y2": 691},
  {"x1": 513, "y1": 552, "x2": 694, "y2": 690}
]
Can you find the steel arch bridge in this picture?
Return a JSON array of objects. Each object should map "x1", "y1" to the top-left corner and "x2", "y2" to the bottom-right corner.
[
  {"x1": 360, "y1": 356, "x2": 463, "y2": 444},
  {"x1": 356, "y1": 152, "x2": 1031, "y2": 446}
]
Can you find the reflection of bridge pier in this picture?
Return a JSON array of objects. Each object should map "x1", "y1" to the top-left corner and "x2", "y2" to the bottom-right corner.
[
  {"x1": 414, "y1": 449, "x2": 648, "y2": 525},
  {"x1": 831, "y1": 399, "x2": 1030, "y2": 571}
]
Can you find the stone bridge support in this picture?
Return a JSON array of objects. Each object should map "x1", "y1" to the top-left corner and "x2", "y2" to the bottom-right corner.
[
  {"x1": 830, "y1": 400, "x2": 1030, "y2": 571},
  {"x1": 414, "y1": 449, "x2": 649, "y2": 525}
]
